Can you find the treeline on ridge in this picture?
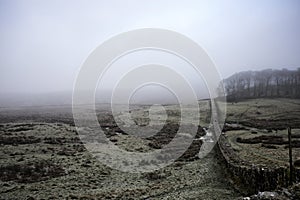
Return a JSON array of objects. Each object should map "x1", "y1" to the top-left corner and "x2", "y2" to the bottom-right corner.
[{"x1": 220, "y1": 68, "x2": 300, "y2": 101}]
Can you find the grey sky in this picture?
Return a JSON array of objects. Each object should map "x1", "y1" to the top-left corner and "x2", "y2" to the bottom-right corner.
[{"x1": 0, "y1": 0, "x2": 300, "y2": 97}]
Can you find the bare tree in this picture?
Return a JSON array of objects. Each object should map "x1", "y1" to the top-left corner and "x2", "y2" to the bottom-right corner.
[{"x1": 221, "y1": 68, "x2": 300, "y2": 101}]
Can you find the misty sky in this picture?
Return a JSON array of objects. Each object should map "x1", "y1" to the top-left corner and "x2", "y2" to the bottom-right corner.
[{"x1": 1, "y1": 0, "x2": 300, "y2": 98}]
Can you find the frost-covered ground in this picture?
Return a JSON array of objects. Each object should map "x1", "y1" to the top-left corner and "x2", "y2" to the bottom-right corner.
[{"x1": 0, "y1": 102, "x2": 242, "y2": 199}]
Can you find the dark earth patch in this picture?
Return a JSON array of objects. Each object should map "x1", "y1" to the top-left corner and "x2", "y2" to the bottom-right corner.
[{"x1": 0, "y1": 160, "x2": 65, "y2": 183}]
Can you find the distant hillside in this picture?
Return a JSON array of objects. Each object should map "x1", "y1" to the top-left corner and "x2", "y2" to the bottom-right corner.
[{"x1": 222, "y1": 68, "x2": 300, "y2": 101}]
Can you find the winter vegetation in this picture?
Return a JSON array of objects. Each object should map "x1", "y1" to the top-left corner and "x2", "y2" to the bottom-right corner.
[{"x1": 221, "y1": 68, "x2": 300, "y2": 101}]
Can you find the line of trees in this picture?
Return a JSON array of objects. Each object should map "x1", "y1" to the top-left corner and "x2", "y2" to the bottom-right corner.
[{"x1": 221, "y1": 68, "x2": 300, "y2": 101}]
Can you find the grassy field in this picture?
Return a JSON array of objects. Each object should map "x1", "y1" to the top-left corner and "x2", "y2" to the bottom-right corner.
[
  {"x1": 222, "y1": 98, "x2": 300, "y2": 168},
  {"x1": 0, "y1": 103, "x2": 241, "y2": 200},
  {"x1": 0, "y1": 98, "x2": 299, "y2": 199},
  {"x1": 224, "y1": 98, "x2": 300, "y2": 129}
]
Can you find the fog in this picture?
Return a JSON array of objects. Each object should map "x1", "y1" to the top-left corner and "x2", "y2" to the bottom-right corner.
[{"x1": 0, "y1": 0, "x2": 300, "y2": 106}]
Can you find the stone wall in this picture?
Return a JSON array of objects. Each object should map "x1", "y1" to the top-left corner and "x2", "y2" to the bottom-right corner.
[{"x1": 218, "y1": 134, "x2": 300, "y2": 195}]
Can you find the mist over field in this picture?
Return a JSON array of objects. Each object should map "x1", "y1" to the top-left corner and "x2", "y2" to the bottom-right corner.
[
  {"x1": 1, "y1": 0, "x2": 300, "y2": 107},
  {"x1": 1, "y1": 1, "x2": 300, "y2": 199}
]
